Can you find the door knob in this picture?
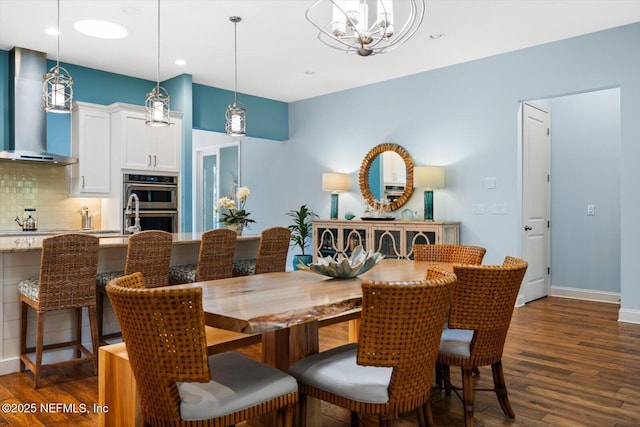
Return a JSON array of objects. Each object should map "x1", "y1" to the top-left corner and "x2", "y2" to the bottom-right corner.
[{"x1": 524, "y1": 225, "x2": 532, "y2": 231}]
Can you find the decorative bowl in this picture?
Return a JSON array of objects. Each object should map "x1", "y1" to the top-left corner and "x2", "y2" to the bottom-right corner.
[{"x1": 297, "y1": 245, "x2": 384, "y2": 279}]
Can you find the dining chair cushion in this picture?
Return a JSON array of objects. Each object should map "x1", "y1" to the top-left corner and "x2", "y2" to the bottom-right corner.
[
  {"x1": 232, "y1": 259, "x2": 256, "y2": 276},
  {"x1": 96, "y1": 270, "x2": 125, "y2": 287},
  {"x1": 288, "y1": 343, "x2": 392, "y2": 404},
  {"x1": 168, "y1": 264, "x2": 197, "y2": 284},
  {"x1": 177, "y1": 351, "x2": 298, "y2": 421},
  {"x1": 439, "y1": 328, "x2": 474, "y2": 358},
  {"x1": 17, "y1": 277, "x2": 39, "y2": 301}
]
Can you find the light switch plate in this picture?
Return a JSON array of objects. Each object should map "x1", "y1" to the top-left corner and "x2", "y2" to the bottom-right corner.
[
  {"x1": 471, "y1": 204, "x2": 485, "y2": 215},
  {"x1": 587, "y1": 204, "x2": 595, "y2": 216},
  {"x1": 485, "y1": 177, "x2": 497, "y2": 189}
]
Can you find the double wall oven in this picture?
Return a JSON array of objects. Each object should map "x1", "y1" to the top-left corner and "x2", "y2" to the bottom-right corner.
[{"x1": 123, "y1": 174, "x2": 178, "y2": 234}]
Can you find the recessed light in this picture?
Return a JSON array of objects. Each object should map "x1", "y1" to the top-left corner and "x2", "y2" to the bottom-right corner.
[
  {"x1": 175, "y1": 59, "x2": 187, "y2": 66},
  {"x1": 429, "y1": 33, "x2": 446, "y2": 40},
  {"x1": 304, "y1": 70, "x2": 316, "y2": 75},
  {"x1": 74, "y1": 20, "x2": 128, "y2": 39},
  {"x1": 45, "y1": 27, "x2": 60, "y2": 36}
]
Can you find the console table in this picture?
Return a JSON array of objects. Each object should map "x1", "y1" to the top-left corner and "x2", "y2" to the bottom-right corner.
[{"x1": 312, "y1": 219, "x2": 460, "y2": 261}]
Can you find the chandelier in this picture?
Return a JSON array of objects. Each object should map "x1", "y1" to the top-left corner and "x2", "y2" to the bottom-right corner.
[
  {"x1": 306, "y1": 0, "x2": 425, "y2": 56},
  {"x1": 43, "y1": 0, "x2": 73, "y2": 113},
  {"x1": 145, "y1": 0, "x2": 170, "y2": 126},
  {"x1": 225, "y1": 16, "x2": 246, "y2": 136}
]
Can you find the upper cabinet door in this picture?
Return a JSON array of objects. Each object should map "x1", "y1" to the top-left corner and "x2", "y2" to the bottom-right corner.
[
  {"x1": 119, "y1": 107, "x2": 182, "y2": 173},
  {"x1": 69, "y1": 102, "x2": 111, "y2": 196}
]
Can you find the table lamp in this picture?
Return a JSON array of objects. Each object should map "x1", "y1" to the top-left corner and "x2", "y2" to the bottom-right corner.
[
  {"x1": 322, "y1": 172, "x2": 350, "y2": 219},
  {"x1": 413, "y1": 166, "x2": 445, "y2": 221}
]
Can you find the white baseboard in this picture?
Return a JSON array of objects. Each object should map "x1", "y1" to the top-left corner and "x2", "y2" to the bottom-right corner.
[
  {"x1": 618, "y1": 308, "x2": 640, "y2": 325},
  {"x1": 550, "y1": 285, "x2": 620, "y2": 304},
  {"x1": 0, "y1": 357, "x2": 20, "y2": 376}
]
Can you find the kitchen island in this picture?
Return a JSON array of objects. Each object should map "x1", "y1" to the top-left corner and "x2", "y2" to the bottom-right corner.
[{"x1": 0, "y1": 231, "x2": 261, "y2": 375}]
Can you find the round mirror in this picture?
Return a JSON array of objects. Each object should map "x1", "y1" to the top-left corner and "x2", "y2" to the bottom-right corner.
[{"x1": 358, "y1": 143, "x2": 414, "y2": 211}]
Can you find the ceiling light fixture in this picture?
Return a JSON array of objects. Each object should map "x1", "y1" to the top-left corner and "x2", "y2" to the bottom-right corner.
[
  {"x1": 225, "y1": 16, "x2": 246, "y2": 137},
  {"x1": 74, "y1": 20, "x2": 128, "y2": 39},
  {"x1": 306, "y1": 0, "x2": 425, "y2": 57},
  {"x1": 145, "y1": 0, "x2": 170, "y2": 127},
  {"x1": 43, "y1": 0, "x2": 72, "y2": 113}
]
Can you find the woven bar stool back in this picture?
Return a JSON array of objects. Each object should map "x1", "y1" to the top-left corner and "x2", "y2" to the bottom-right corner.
[
  {"x1": 106, "y1": 273, "x2": 297, "y2": 426},
  {"x1": 18, "y1": 233, "x2": 100, "y2": 388},
  {"x1": 413, "y1": 244, "x2": 486, "y2": 265},
  {"x1": 169, "y1": 229, "x2": 236, "y2": 284},
  {"x1": 289, "y1": 267, "x2": 455, "y2": 427},
  {"x1": 97, "y1": 230, "x2": 173, "y2": 343},
  {"x1": 437, "y1": 256, "x2": 528, "y2": 427},
  {"x1": 254, "y1": 226, "x2": 291, "y2": 275}
]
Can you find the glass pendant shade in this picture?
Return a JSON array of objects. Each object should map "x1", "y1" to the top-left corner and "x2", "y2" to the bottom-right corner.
[
  {"x1": 306, "y1": 0, "x2": 424, "y2": 56},
  {"x1": 145, "y1": 85, "x2": 170, "y2": 126},
  {"x1": 225, "y1": 101, "x2": 246, "y2": 136},
  {"x1": 145, "y1": 0, "x2": 170, "y2": 127},
  {"x1": 43, "y1": 65, "x2": 73, "y2": 113}
]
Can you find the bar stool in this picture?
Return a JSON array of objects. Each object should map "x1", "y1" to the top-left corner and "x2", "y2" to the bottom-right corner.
[
  {"x1": 96, "y1": 230, "x2": 173, "y2": 343},
  {"x1": 19, "y1": 233, "x2": 100, "y2": 388},
  {"x1": 168, "y1": 228, "x2": 236, "y2": 284},
  {"x1": 233, "y1": 227, "x2": 291, "y2": 276}
]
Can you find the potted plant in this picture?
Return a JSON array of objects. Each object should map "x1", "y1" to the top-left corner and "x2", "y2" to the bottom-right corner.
[
  {"x1": 214, "y1": 186, "x2": 256, "y2": 235},
  {"x1": 286, "y1": 204, "x2": 318, "y2": 270}
]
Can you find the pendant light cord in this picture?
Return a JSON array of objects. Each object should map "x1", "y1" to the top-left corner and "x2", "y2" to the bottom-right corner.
[
  {"x1": 233, "y1": 19, "x2": 238, "y2": 104},
  {"x1": 156, "y1": 0, "x2": 161, "y2": 91},
  {"x1": 56, "y1": 0, "x2": 60, "y2": 68}
]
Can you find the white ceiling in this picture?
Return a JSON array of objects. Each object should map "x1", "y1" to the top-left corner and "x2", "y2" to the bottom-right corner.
[{"x1": 1, "y1": 0, "x2": 640, "y2": 103}]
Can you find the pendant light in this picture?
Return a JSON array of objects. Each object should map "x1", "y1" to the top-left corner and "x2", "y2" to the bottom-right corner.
[
  {"x1": 43, "y1": 0, "x2": 73, "y2": 113},
  {"x1": 145, "y1": 0, "x2": 170, "y2": 126},
  {"x1": 225, "y1": 16, "x2": 246, "y2": 136}
]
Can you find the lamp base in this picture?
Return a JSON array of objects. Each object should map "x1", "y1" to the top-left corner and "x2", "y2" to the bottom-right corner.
[
  {"x1": 424, "y1": 190, "x2": 434, "y2": 221},
  {"x1": 330, "y1": 193, "x2": 339, "y2": 220}
]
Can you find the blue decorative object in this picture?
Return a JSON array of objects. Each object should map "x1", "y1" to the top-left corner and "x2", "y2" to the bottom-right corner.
[
  {"x1": 330, "y1": 193, "x2": 339, "y2": 219},
  {"x1": 424, "y1": 190, "x2": 434, "y2": 221}
]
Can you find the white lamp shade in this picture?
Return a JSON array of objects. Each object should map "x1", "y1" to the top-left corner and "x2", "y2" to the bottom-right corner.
[
  {"x1": 414, "y1": 166, "x2": 445, "y2": 189},
  {"x1": 322, "y1": 173, "x2": 350, "y2": 192}
]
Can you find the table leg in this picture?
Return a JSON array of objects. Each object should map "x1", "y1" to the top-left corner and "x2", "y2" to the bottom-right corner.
[
  {"x1": 261, "y1": 322, "x2": 322, "y2": 427},
  {"x1": 348, "y1": 318, "x2": 361, "y2": 343}
]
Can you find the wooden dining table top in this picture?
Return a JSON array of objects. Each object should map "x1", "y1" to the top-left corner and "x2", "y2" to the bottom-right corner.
[{"x1": 174, "y1": 259, "x2": 452, "y2": 334}]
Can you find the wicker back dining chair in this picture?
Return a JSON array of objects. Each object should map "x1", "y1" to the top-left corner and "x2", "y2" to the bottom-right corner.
[
  {"x1": 106, "y1": 273, "x2": 298, "y2": 426},
  {"x1": 169, "y1": 229, "x2": 237, "y2": 284},
  {"x1": 412, "y1": 244, "x2": 486, "y2": 265},
  {"x1": 289, "y1": 267, "x2": 456, "y2": 427},
  {"x1": 96, "y1": 230, "x2": 173, "y2": 343},
  {"x1": 254, "y1": 226, "x2": 291, "y2": 274},
  {"x1": 436, "y1": 256, "x2": 528, "y2": 427},
  {"x1": 18, "y1": 233, "x2": 100, "y2": 388}
]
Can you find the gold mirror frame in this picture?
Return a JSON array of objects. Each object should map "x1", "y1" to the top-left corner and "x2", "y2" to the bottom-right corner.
[{"x1": 359, "y1": 143, "x2": 414, "y2": 211}]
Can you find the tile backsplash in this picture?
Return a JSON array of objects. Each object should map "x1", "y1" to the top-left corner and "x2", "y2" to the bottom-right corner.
[{"x1": 0, "y1": 162, "x2": 102, "y2": 231}]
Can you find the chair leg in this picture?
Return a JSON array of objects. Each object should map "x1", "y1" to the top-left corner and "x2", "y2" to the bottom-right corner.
[
  {"x1": 297, "y1": 394, "x2": 307, "y2": 427},
  {"x1": 441, "y1": 364, "x2": 452, "y2": 395},
  {"x1": 422, "y1": 403, "x2": 435, "y2": 427},
  {"x1": 351, "y1": 411, "x2": 359, "y2": 427},
  {"x1": 96, "y1": 288, "x2": 104, "y2": 343},
  {"x1": 88, "y1": 306, "x2": 99, "y2": 374},
  {"x1": 19, "y1": 302, "x2": 28, "y2": 372},
  {"x1": 281, "y1": 404, "x2": 294, "y2": 427},
  {"x1": 492, "y1": 360, "x2": 515, "y2": 418},
  {"x1": 33, "y1": 312, "x2": 46, "y2": 389},
  {"x1": 461, "y1": 367, "x2": 475, "y2": 427},
  {"x1": 75, "y1": 307, "x2": 82, "y2": 359},
  {"x1": 377, "y1": 415, "x2": 392, "y2": 427}
]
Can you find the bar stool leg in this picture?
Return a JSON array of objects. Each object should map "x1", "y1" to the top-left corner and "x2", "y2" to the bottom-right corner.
[
  {"x1": 88, "y1": 306, "x2": 99, "y2": 374},
  {"x1": 34, "y1": 312, "x2": 45, "y2": 389},
  {"x1": 19, "y1": 302, "x2": 27, "y2": 372}
]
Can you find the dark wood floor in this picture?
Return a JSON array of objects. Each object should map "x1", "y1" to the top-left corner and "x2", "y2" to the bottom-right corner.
[{"x1": 1, "y1": 296, "x2": 639, "y2": 426}]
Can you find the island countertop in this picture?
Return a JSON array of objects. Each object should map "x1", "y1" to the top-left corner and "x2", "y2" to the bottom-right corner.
[{"x1": 0, "y1": 231, "x2": 260, "y2": 253}]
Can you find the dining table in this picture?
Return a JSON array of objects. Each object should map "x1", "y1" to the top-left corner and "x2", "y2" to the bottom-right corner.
[{"x1": 174, "y1": 258, "x2": 453, "y2": 426}]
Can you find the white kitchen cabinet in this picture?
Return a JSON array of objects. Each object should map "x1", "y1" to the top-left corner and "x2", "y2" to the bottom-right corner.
[
  {"x1": 69, "y1": 102, "x2": 110, "y2": 196},
  {"x1": 114, "y1": 105, "x2": 182, "y2": 172},
  {"x1": 312, "y1": 219, "x2": 460, "y2": 261}
]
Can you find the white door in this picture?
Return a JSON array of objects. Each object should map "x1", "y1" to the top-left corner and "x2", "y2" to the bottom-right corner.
[{"x1": 522, "y1": 103, "x2": 550, "y2": 303}]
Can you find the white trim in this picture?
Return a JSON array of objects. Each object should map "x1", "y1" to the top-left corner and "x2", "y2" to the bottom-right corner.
[
  {"x1": 0, "y1": 357, "x2": 20, "y2": 375},
  {"x1": 550, "y1": 285, "x2": 620, "y2": 304},
  {"x1": 618, "y1": 308, "x2": 640, "y2": 325}
]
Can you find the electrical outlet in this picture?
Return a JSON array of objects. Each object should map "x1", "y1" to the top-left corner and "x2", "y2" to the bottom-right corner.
[
  {"x1": 587, "y1": 204, "x2": 595, "y2": 216},
  {"x1": 471, "y1": 204, "x2": 485, "y2": 215},
  {"x1": 492, "y1": 203, "x2": 507, "y2": 214}
]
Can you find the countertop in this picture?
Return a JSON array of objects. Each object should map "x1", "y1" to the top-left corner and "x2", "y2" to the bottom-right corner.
[{"x1": 0, "y1": 231, "x2": 260, "y2": 253}]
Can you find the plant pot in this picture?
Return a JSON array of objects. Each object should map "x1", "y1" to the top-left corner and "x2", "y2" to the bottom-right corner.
[
  {"x1": 227, "y1": 223, "x2": 243, "y2": 236},
  {"x1": 293, "y1": 254, "x2": 313, "y2": 270}
]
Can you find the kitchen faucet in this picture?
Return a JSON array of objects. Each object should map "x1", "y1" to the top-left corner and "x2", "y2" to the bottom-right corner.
[{"x1": 125, "y1": 193, "x2": 141, "y2": 233}]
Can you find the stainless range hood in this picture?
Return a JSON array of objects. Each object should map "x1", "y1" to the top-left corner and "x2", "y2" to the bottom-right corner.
[{"x1": 1, "y1": 47, "x2": 77, "y2": 165}]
